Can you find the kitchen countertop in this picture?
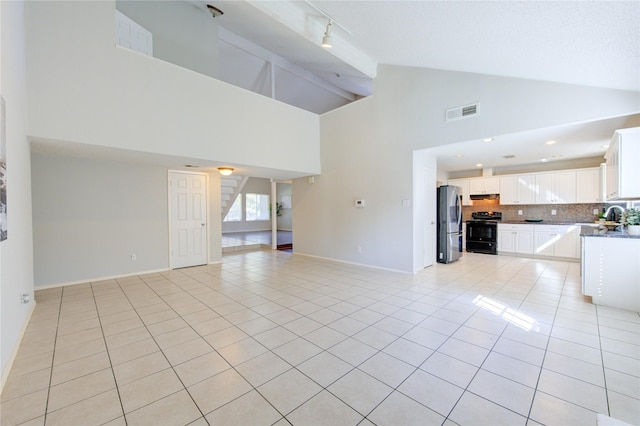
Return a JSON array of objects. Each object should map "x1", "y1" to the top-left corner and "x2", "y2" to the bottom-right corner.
[
  {"x1": 500, "y1": 220, "x2": 580, "y2": 225},
  {"x1": 580, "y1": 225, "x2": 640, "y2": 239}
]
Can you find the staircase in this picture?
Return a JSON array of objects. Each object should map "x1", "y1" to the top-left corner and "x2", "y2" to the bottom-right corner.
[{"x1": 221, "y1": 175, "x2": 248, "y2": 219}]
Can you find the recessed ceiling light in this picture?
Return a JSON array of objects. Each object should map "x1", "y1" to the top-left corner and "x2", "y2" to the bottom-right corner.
[
  {"x1": 482, "y1": 138, "x2": 494, "y2": 142},
  {"x1": 602, "y1": 144, "x2": 609, "y2": 149},
  {"x1": 503, "y1": 154, "x2": 516, "y2": 159},
  {"x1": 545, "y1": 140, "x2": 557, "y2": 145},
  {"x1": 455, "y1": 154, "x2": 464, "y2": 158},
  {"x1": 551, "y1": 154, "x2": 563, "y2": 159},
  {"x1": 476, "y1": 163, "x2": 483, "y2": 167},
  {"x1": 540, "y1": 158, "x2": 548, "y2": 162}
]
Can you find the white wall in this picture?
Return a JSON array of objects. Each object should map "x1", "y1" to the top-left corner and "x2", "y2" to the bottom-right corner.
[
  {"x1": 31, "y1": 154, "x2": 223, "y2": 287},
  {"x1": 0, "y1": 0, "x2": 35, "y2": 385},
  {"x1": 25, "y1": 1, "x2": 320, "y2": 178},
  {"x1": 116, "y1": 0, "x2": 219, "y2": 79},
  {"x1": 377, "y1": 66, "x2": 640, "y2": 151},
  {"x1": 294, "y1": 65, "x2": 640, "y2": 272},
  {"x1": 293, "y1": 94, "x2": 416, "y2": 273}
]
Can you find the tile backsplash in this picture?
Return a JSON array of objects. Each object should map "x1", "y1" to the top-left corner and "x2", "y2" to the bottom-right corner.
[{"x1": 462, "y1": 200, "x2": 620, "y2": 223}]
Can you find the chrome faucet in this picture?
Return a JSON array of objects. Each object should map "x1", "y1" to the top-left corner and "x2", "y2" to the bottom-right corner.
[{"x1": 604, "y1": 205, "x2": 625, "y2": 222}]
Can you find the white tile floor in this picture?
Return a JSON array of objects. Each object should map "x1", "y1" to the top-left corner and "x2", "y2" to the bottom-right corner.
[{"x1": 1, "y1": 251, "x2": 639, "y2": 425}]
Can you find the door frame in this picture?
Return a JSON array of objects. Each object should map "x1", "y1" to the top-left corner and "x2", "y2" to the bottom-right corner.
[{"x1": 168, "y1": 170, "x2": 209, "y2": 270}]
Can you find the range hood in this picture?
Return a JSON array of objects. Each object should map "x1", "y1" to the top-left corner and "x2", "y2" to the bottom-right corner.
[{"x1": 470, "y1": 193, "x2": 500, "y2": 201}]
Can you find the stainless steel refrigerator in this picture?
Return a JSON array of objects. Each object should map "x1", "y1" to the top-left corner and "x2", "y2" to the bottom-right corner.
[{"x1": 437, "y1": 185, "x2": 463, "y2": 264}]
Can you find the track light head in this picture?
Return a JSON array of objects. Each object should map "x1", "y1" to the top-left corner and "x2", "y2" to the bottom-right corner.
[{"x1": 321, "y1": 20, "x2": 333, "y2": 48}]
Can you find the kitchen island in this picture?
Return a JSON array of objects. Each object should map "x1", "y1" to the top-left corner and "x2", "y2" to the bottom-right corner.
[{"x1": 581, "y1": 225, "x2": 640, "y2": 312}]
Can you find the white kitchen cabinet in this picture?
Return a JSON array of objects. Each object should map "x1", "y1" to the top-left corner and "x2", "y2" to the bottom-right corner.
[
  {"x1": 499, "y1": 174, "x2": 535, "y2": 205},
  {"x1": 575, "y1": 168, "x2": 602, "y2": 203},
  {"x1": 498, "y1": 224, "x2": 534, "y2": 254},
  {"x1": 582, "y1": 236, "x2": 640, "y2": 312},
  {"x1": 533, "y1": 225, "x2": 579, "y2": 259},
  {"x1": 448, "y1": 178, "x2": 473, "y2": 206},
  {"x1": 535, "y1": 170, "x2": 576, "y2": 204},
  {"x1": 605, "y1": 127, "x2": 640, "y2": 200},
  {"x1": 469, "y1": 177, "x2": 500, "y2": 195}
]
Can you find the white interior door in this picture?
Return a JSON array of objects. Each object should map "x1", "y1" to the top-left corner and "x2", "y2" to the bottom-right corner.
[{"x1": 169, "y1": 171, "x2": 207, "y2": 269}]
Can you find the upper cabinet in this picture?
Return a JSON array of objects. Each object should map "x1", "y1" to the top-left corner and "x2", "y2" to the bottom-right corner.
[
  {"x1": 451, "y1": 165, "x2": 606, "y2": 206},
  {"x1": 536, "y1": 170, "x2": 576, "y2": 204},
  {"x1": 605, "y1": 127, "x2": 640, "y2": 200},
  {"x1": 499, "y1": 174, "x2": 535, "y2": 205},
  {"x1": 576, "y1": 167, "x2": 602, "y2": 203},
  {"x1": 469, "y1": 177, "x2": 500, "y2": 195},
  {"x1": 447, "y1": 178, "x2": 473, "y2": 205}
]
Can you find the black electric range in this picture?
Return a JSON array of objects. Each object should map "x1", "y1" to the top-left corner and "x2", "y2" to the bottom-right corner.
[{"x1": 466, "y1": 211, "x2": 502, "y2": 255}]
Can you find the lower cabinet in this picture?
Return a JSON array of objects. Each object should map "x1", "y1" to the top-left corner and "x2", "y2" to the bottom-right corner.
[
  {"x1": 498, "y1": 224, "x2": 534, "y2": 254},
  {"x1": 582, "y1": 236, "x2": 640, "y2": 312},
  {"x1": 533, "y1": 225, "x2": 579, "y2": 259},
  {"x1": 498, "y1": 223, "x2": 580, "y2": 259}
]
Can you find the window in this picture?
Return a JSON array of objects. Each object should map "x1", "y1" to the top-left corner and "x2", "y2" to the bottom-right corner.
[
  {"x1": 246, "y1": 193, "x2": 270, "y2": 221},
  {"x1": 223, "y1": 195, "x2": 242, "y2": 222}
]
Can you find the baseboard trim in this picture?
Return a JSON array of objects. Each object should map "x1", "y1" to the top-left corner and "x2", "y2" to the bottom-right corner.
[
  {"x1": 292, "y1": 252, "x2": 411, "y2": 274},
  {"x1": 1, "y1": 301, "x2": 37, "y2": 395},
  {"x1": 34, "y1": 268, "x2": 171, "y2": 290}
]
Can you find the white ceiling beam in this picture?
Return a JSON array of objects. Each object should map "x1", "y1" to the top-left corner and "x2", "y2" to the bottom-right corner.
[
  {"x1": 219, "y1": 27, "x2": 356, "y2": 101},
  {"x1": 244, "y1": 0, "x2": 377, "y2": 79}
]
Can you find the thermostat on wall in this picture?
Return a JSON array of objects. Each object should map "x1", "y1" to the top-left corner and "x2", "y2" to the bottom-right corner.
[{"x1": 355, "y1": 199, "x2": 365, "y2": 208}]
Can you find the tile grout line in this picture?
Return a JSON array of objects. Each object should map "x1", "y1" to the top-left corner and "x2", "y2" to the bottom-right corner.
[
  {"x1": 142, "y1": 270, "x2": 299, "y2": 422},
  {"x1": 89, "y1": 281, "x2": 129, "y2": 426},
  {"x1": 113, "y1": 274, "x2": 213, "y2": 425},
  {"x1": 127, "y1": 270, "x2": 335, "y2": 424},
  {"x1": 42, "y1": 287, "x2": 64, "y2": 426},
  {"x1": 524, "y1": 261, "x2": 570, "y2": 422},
  {"x1": 594, "y1": 304, "x2": 612, "y2": 418},
  {"x1": 430, "y1": 259, "x2": 543, "y2": 424}
]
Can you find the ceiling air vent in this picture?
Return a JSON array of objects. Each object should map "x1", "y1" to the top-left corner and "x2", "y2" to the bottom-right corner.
[{"x1": 446, "y1": 102, "x2": 479, "y2": 122}]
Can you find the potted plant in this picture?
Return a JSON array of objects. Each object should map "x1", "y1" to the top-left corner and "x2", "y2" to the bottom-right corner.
[{"x1": 623, "y1": 208, "x2": 640, "y2": 236}]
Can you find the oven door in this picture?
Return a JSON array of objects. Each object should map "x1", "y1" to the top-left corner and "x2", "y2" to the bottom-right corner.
[{"x1": 466, "y1": 221, "x2": 497, "y2": 242}]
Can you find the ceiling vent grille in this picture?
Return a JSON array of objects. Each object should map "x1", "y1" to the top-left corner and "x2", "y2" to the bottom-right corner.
[{"x1": 446, "y1": 102, "x2": 480, "y2": 122}]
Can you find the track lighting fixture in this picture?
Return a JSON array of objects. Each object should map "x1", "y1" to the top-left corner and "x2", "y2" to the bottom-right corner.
[{"x1": 322, "y1": 20, "x2": 333, "y2": 48}]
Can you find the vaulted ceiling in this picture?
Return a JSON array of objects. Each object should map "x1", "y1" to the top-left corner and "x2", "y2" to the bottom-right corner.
[
  {"x1": 209, "y1": 1, "x2": 640, "y2": 173},
  {"x1": 213, "y1": 1, "x2": 639, "y2": 95}
]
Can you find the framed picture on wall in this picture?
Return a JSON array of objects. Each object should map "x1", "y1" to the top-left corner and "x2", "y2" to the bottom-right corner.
[{"x1": 1, "y1": 95, "x2": 6, "y2": 242}]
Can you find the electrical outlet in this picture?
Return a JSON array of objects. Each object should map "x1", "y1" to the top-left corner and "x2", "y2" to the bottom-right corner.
[
  {"x1": 357, "y1": 246, "x2": 362, "y2": 253},
  {"x1": 130, "y1": 254, "x2": 137, "y2": 261},
  {"x1": 518, "y1": 210, "x2": 523, "y2": 215},
  {"x1": 551, "y1": 209, "x2": 557, "y2": 216},
  {"x1": 20, "y1": 293, "x2": 30, "y2": 304},
  {"x1": 593, "y1": 209, "x2": 599, "y2": 215}
]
